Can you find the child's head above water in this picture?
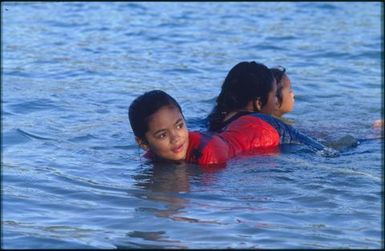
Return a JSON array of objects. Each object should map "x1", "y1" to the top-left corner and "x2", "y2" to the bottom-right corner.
[
  {"x1": 270, "y1": 66, "x2": 295, "y2": 117},
  {"x1": 128, "y1": 90, "x2": 189, "y2": 161},
  {"x1": 219, "y1": 61, "x2": 277, "y2": 113},
  {"x1": 207, "y1": 61, "x2": 277, "y2": 131}
]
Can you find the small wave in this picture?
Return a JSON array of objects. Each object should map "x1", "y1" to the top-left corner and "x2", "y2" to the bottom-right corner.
[
  {"x1": 1, "y1": 233, "x2": 97, "y2": 249},
  {"x1": 68, "y1": 134, "x2": 97, "y2": 143},
  {"x1": 162, "y1": 67, "x2": 202, "y2": 75},
  {"x1": 2, "y1": 128, "x2": 54, "y2": 148},
  {"x1": 120, "y1": 2, "x2": 148, "y2": 12},
  {"x1": 2, "y1": 110, "x2": 14, "y2": 116},
  {"x1": 7, "y1": 99, "x2": 60, "y2": 114},
  {"x1": 335, "y1": 168, "x2": 380, "y2": 182},
  {"x1": 4, "y1": 70, "x2": 33, "y2": 78},
  {"x1": 43, "y1": 20, "x2": 88, "y2": 29},
  {"x1": 351, "y1": 51, "x2": 382, "y2": 60},
  {"x1": 16, "y1": 128, "x2": 55, "y2": 141},
  {"x1": 266, "y1": 35, "x2": 298, "y2": 41},
  {"x1": 2, "y1": 129, "x2": 31, "y2": 147},
  {"x1": 299, "y1": 2, "x2": 339, "y2": 11},
  {"x1": 90, "y1": 145, "x2": 137, "y2": 150},
  {"x1": 306, "y1": 51, "x2": 351, "y2": 59},
  {"x1": 244, "y1": 44, "x2": 285, "y2": 51}
]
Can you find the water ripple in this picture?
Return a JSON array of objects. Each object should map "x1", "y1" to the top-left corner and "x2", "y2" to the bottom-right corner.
[{"x1": 6, "y1": 99, "x2": 62, "y2": 114}]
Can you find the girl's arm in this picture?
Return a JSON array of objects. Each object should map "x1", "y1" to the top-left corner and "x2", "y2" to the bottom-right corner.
[{"x1": 251, "y1": 113, "x2": 338, "y2": 156}]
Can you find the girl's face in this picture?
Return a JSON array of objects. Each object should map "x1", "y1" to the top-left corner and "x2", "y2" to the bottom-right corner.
[
  {"x1": 259, "y1": 79, "x2": 278, "y2": 115},
  {"x1": 274, "y1": 74, "x2": 295, "y2": 117},
  {"x1": 143, "y1": 105, "x2": 189, "y2": 161}
]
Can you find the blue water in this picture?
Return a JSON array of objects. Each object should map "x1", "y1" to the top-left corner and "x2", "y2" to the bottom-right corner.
[{"x1": 2, "y1": 2, "x2": 383, "y2": 249}]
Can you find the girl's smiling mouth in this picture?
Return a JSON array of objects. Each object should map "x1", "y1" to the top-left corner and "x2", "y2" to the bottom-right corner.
[{"x1": 172, "y1": 143, "x2": 184, "y2": 153}]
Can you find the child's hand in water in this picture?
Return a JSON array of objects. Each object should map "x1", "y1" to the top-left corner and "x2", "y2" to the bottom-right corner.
[
  {"x1": 318, "y1": 147, "x2": 340, "y2": 157},
  {"x1": 372, "y1": 119, "x2": 384, "y2": 129},
  {"x1": 325, "y1": 135, "x2": 359, "y2": 152}
]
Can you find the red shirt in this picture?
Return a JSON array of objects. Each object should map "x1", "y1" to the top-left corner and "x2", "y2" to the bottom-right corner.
[{"x1": 185, "y1": 115, "x2": 280, "y2": 166}]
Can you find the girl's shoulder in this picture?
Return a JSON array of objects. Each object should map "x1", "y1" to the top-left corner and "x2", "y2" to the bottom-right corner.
[
  {"x1": 187, "y1": 131, "x2": 230, "y2": 166},
  {"x1": 272, "y1": 115, "x2": 295, "y2": 125}
]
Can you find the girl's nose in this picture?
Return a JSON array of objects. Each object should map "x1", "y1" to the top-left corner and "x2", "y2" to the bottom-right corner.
[{"x1": 170, "y1": 130, "x2": 181, "y2": 143}]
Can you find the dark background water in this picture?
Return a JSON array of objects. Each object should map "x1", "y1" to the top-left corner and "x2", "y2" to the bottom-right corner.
[{"x1": 2, "y1": 2, "x2": 383, "y2": 248}]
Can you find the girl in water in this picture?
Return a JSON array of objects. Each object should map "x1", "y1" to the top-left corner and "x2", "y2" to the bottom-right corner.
[
  {"x1": 270, "y1": 65, "x2": 382, "y2": 149},
  {"x1": 206, "y1": 61, "x2": 277, "y2": 132},
  {"x1": 206, "y1": 61, "x2": 337, "y2": 155}
]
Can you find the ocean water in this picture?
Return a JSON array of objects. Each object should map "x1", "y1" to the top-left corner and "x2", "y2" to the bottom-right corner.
[{"x1": 2, "y1": 2, "x2": 383, "y2": 249}]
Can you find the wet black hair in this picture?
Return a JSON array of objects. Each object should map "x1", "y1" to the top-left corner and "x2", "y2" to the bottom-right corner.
[
  {"x1": 207, "y1": 61, "x2": 275, "y2": 132},
  {"x1": 270, "y1": 66, "x2": 286, "y2": 107},
  {"x1": 128, "y1": 90, "x2": 183, "y2": 139}
]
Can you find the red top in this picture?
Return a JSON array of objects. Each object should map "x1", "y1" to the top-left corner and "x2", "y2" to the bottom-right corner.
[{"x1": 185, "y1": 115, "x2": 280, "y2": 166}]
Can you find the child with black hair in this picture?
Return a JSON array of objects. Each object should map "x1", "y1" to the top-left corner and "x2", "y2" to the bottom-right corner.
[{"x1": 206, "y1": 61, "x2": 277, "y2": 132}]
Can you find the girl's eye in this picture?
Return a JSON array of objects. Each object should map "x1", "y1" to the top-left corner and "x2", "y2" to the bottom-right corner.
[
  {"x1": 176, "y1": 122, "x2": 184, "y2": 129},
  {"x1": 156, "y1": 132, "x2": 167, "y2": 139}
]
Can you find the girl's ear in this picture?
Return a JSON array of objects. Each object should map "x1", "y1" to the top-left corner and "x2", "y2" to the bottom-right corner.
[
  {"x1": 135, "y1": 137, "x2": 149, "y2": 151},
  {"x1": 254, "y1": 98, "x2": 262, "y2": 111}
]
